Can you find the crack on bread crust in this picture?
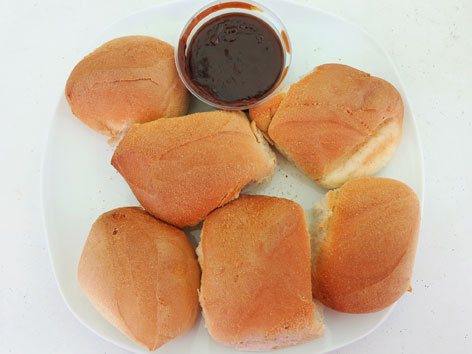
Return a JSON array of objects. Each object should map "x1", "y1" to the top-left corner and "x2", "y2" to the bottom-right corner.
[
  {"x1": 91, "y1": 77, "x2": 161, "y2": 88},
  {"x1": 319, "y1": 117, "x2": 401, "y2": 188},
  {"x1": 249, "y1": 90, "x2": 287, "y2": 140},
  {"x1": 195, "y1": 241, "x2": 209, "y2": 331},
  {"x1": 250, "y1": 121, "x2": 276, "y2": 166},
  {"x1": 195, "y1": 242, "x2": 203, "y2": 269},
  {"x1": 246, "y1": 121, "x2": 277, "y2": 188},
  {"x1": 216, "y1": 179, "x2": 243, "y2": 208},
  {"x1": 155, "y1": 130, "x2": 249, "y2": 161},
  {"x1": 279, "y1": 100, "x2": 396, "y2": 130},
  {"x1": 139, "y1": 114, "x2": 237, "y2": 161},
  {"x1": 215, "y1": 122, "x2": 277, "y2": 205},
  {"x1": 310, "y1": 190, "x2": 338, "y2": 265}
]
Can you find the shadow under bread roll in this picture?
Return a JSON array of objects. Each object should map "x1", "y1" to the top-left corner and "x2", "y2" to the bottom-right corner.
[
  {"x1": 65, "y1": 36, "x2": 189, "y2": 140},
  {"x1": 197, "y1": 194, "x2": 325, "y2": 351},
  {"x1": 310, "y1": 177, "x2": 421, "y2": 313},
  {"x1": 77, "y1": 207, "x2": 200, "y2": 350}
]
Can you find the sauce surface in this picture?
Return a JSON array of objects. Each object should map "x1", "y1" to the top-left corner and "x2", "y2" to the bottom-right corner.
[{"x1": 186, "y1": 13, "x2": 284, "y2": 105}]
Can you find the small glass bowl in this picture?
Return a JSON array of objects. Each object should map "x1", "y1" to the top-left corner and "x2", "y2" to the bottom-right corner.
[{"x1": 175, "y1": 0, "x2": 292, "y2": 110}]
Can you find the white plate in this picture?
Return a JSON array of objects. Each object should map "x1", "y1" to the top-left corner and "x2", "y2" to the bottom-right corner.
[{"x1": 41, "y1": 0, "x2": 424, "y2": 353}]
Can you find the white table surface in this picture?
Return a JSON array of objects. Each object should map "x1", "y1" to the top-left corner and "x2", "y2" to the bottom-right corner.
[{"x1": 1, "y1": 0, "x2": 471, "y2": 353}]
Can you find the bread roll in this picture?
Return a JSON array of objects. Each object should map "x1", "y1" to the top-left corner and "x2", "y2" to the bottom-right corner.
[
  {"x1": 198, "y1": 194, "x2": 324, "y2": 350},
  {"x1": 77, "y1": 207, "x2": 200, "y2": 350},
  {"x1": 310, "y1": 177, "x2": 421, "y2": 313},
  {"x1": 65, "y1": 36, "x2": 189, "y2": 138},
  {"x1": 249, "y1": 64, "x2": 404, "y2": 188},
  {"x1": 111, "y1": 111, "x2": 276, "y2": 228}
]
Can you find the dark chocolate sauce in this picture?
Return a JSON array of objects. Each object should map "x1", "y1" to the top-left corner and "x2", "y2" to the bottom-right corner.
[{"x1": 185, "y1": 13, "x2": 284, "y2": 105}]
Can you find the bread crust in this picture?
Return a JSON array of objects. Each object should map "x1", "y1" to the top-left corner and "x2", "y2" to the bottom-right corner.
[
  {"x1": 200, "y1": 194, "x2": 324, "y2": 350},
  {"x1": 249, "y1": 64, "x2": 404, "y2": 188},
  {"x1": 249, "y1": 91, "x2": 286, "y2": 136},
  {"x1": 77, "y1": 207, "x2": 201, "y2": 350},
  {"x1": 311, "y1": 178, "x2": 421, "y2": 313},
  {"x1": 111, "y1": 111, "x2": 276, "y2": 228},
  {"x1": 65, "y1": 36, "x2": 189, "y2": 137}
]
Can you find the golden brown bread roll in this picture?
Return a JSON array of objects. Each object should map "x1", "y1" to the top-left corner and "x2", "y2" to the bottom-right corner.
[
  {"x1": 310, "y1": 177, "x2": 421, "y2": 313},
  {"x1": 77, "y1": 207, "x2": 200, "y2": 350},
  {"x1": 111, "y1": 110, "x2": 276, "y2": 228},
  {"x1": 198, "y1": 194, "x2": 325, "y2": 350},
  {"x1": 65, "y1": 36, "x2": 189, "y2": 138},
  {"x1": 249, "y1": 64, "x2": 404, "y2": 188}
]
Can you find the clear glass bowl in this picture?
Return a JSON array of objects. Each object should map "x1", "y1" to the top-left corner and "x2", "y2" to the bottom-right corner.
[{"x1": 175, "y1": 0, "x2": 292, "y2": 110}]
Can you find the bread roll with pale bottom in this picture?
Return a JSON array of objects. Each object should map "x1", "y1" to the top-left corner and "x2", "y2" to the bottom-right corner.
[
  {"x1": 249, "y1": 64, "x2": 404, "y2": 188},
  {"x1": 311, "y1": 177, "x2": 421, "y2": 313},
  {"x1": 112, "y1": 110, "x2": 276, "y2": 228},
  {"x1": 198, "y1": 194, "x2": 325, "y2": 351},
  {"x1": 77, "y1": 207, "x2": 200, "y2": 350},
  {"x1": 65, "y1": 35, "x2": 189, "y2": 139}
]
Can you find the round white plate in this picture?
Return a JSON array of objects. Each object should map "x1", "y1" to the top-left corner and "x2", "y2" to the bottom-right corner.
[{"x1": 41, "y1": 0, "x2": 424, "y2": 353}]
